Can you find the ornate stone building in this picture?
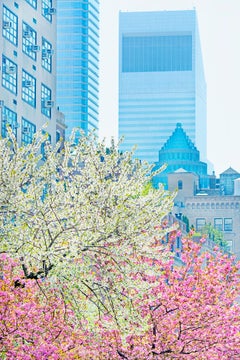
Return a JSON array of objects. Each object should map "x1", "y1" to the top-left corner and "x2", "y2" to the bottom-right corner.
[{"x1": 168, "y1": 170, "x2": 240, "y2": 259}]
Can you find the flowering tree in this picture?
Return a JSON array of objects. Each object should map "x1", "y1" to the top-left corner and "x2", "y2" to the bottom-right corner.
[
  {"x1": 1, "y1": 240, "x2": 239, "y2": 359},
  {"x1": 1, "y1": 130, "x2": 239, "y2": 359},
  {"x1": 0, "y1": 254, "x2": 72, "y2": 359},
  {"x1": 0, "y1": 130, "x2": 174, "y2": 322},
  {"x1": 82, "y1": 239, "x2": 240, "y2": 359},
  {"x1": 127, "y1": 239, "x2": 240, "y2": 359}
]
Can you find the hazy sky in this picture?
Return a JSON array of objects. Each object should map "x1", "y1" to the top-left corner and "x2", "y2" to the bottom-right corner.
[{"x1": 99, "y1": 0, "x2": 240, "y2": 176}]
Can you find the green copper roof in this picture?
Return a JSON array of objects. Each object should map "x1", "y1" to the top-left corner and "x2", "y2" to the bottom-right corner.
[{"x1": 161, "y1": 123, "x2": 197, "y2": 151}]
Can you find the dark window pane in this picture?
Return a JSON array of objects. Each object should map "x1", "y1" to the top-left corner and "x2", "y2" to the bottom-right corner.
[{"x1": 122, "y1": 35, "x2": 192, "y2": 72}]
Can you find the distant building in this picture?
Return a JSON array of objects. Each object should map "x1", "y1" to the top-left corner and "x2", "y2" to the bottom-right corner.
[
  {"x1": 219, "y1": 167, "x2": 240, "y2": 195},
  {"x1": 168, "y1": 169, "x2": 240, "y2": 258},
  {"x1": 0, "y1": 0, "x2": 61, "y2": 145},
  {"x1": 56, "y1": 0, "x2": 99, "y2": 139},
  {"x1": 119, "y1": 10, "x2": 206, "y2": 163},
  {"x1": 153, "y1": 123, "x2": 210, "y2": 189}
]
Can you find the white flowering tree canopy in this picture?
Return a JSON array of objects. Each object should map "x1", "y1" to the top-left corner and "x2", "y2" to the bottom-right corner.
[{"x1": 0, "y1": 129, "x2": 175, "y2": 320}]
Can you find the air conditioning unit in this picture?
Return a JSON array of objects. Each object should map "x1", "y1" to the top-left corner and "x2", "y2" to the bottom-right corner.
[
  {"x1": 44, "y1": 7, "x2": 56, "y2": 15},
  {"x1": 28, "y1": 45, "x2": 40, "y2": 52},
  {"x1": 23, "y1": 126, "x2": 30, "y2": 134},
  {"x1": 23, "y1": 80, "x2": 33, "y2": 87},
  {"x1": 0, "y1": 100, "x2": 4, "y2": 107},
  {"x1": 43, "y1": 100, "x2": 54, "y2": 108},
  {"x1": 1, "y1": 115, "x2": 8, "y2": 122},
  {"x1": 5, "y1": 65, "x2": 16, "y2": 74},
  {"x1": 46, "y1": 49, "x2": 54, "y2": 56},
  {"x1": 3, "y1": 21, "x2": 12, "y2": 29},
  {"x1": 23, "y1": 30, "x2": 32, "y2": 38},
  {"x1": 42, "y1": 49, "x2": 54, "y2": 59}
]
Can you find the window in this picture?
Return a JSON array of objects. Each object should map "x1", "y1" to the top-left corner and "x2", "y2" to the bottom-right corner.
[
  {"x1": 41, "y1": 84, "x2": 52, "y2": 118},
  {"x1": 122, "y1": 35, "x2": 192, "y2": 72},
  {"x1": 42, "y1": 37, "x2": 53, "y2": 72},
  {"x1": 56, "y1": 130, "x2": 61, "y2": 143},
  {"x1": 22, "y1": 22, "x2": 38, "y2": 61},
  {"x1": 56, "y1": 130, "x2": 63, "y2": 152},
  {"x1": 2, "y1": 55, "x2": 17, "y2": 94},
  {"x1": 224, "y1": 218, "x2": 232, "y2": 232},
  {"x1": 42, "y1": 0, "x2": 56, "y2": 22},
  {"x1": 196, "y1": 218, "x2": 206, "y2": 231},
  {"x1": 2, "y1": 6, "x2": 18, "y2": 46},
  {"x1": 1, "y1": 107, "x2": 18, "y2": 138},
  {"x1": 41, "y1": 130, "x2": 51, "y2": 160},
  {"x1": 21, "y1": 118, "x2": 36, "y2": 145},
  {"x1": 178, "y1": 180, "x2": 183, "y2": 190},
  {"x1": 25, "y1": 0, "x2": 37, "y2": 9},
  {"x1": 22, "y1": 70, "x2": 36, "y2": 107},
  {"x1": 214, "y1": 218, "x2": 223, "y2": 231},
  {"x1": 226, "y1": 240, "x2": 233, "y2": 252}
]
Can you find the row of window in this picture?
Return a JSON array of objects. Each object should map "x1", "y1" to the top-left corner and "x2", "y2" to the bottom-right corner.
[
  {"x1": 122, "y1": 35, "x2": 192, "y2": 73},
  {"x1": 2, "y1": 56, "x2": 52, "y2": 118},
  {"x1": 5, "y1": 1, "x2": 55, "y2": 22},
  {"x1": 1, "y1": 107, "x2": 36, "y2": 144},
  {"x1": 1, "y1": 106, "x2": 60, "y2": 160},
  {"x1": 186, "y1": 202, "x2": 240, "y2": 210},
  {"x1": 2, "y1": 6, "x2": 53, "y2": 71},
  {"x1": 196, "y1": 218, "x2": 233, "y2": 232}
]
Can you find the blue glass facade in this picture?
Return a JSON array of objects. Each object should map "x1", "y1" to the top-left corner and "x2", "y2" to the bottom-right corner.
[
  {"x1": 122, "y1": 35, "x2": 192, "y2": 72},
  {"x1": 119, "y1": 10, "x2": 207, "y2": 164},
  {"x1": 56, "y1": 0, "x2": 99, "y2": 139}
]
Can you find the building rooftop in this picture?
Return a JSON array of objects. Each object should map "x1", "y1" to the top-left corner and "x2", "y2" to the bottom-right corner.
[
  {"x1": 160, "y1": 123, "x2": 197, "y2": 152},
  {"x1": 220, "y1": 167, "x2": 240, "y2": 175}
]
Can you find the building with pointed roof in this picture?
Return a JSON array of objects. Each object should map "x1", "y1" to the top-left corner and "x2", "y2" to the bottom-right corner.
[
  {"x1": 219, "y1": 167, "x2": 240, "y2": 195},
  {"x1": 153, "y1": 123, "x2": 210, "y2": 189}
]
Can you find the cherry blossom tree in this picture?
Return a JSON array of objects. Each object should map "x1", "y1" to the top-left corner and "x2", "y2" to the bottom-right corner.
[
  {"x1": 1, "y1": 239, "x2": 239, "y2": 359},
  {"x1": 98, "y1": 238, "x2": 240, "y2": 359},
  {"x1": 0, "y1": 253, "x2": 77, "y2": 359},
  {"x1": 1, "y1": 130, "x2": 239, "y2": 359},
  {"x1": 0, "y1": 129, "x2": 174, "y2": 323}
]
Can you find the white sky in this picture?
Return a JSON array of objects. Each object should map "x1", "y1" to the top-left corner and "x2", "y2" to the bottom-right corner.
[{"x1": 99, "y1": 0, "x2": 240, "y2": 176}]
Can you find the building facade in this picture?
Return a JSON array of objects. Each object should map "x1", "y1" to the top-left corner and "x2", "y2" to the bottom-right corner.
[
  {"x1": 119, "y1": 10, "x2": 206, "y2": 163},
  {"x1": 0, "y1": 0, "x2": 60, "y2": 145},
  {"x1": 168, "y1": 170, "x2": 240, "y2": 259},
  {"x1": 56, "y1": 0, "x2": 99, "y2": 139}
]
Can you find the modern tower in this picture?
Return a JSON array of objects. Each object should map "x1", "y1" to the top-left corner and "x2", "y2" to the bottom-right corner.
[
  {"x1": 119, "y1": 10, "x2": 206, "y2": 164},
  {"x1": 0, "y1": 0, "x2": 62, "y2": 145},
  {"x1": 56, "y1": 0, "x2": 99, "y2": 139}
]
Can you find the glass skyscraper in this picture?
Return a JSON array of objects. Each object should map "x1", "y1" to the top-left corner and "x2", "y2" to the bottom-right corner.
[
  {"x1": 56, "y1": 0, "x2": 99, "y2": 139},
  {"x1": 119, "y1": 10, "x2": 206, "y2": 164}
]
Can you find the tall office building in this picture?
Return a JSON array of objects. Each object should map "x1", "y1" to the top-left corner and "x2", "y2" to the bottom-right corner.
[
  {"x1": 0, "y1": 0, "x2": 62, "y2": 145},
  {"x1": 119, "y1": 10, "x2": 207, "y2": 164},
  {"x1": 56, "y1": 0, "x2": 99, "y2": 139}
]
